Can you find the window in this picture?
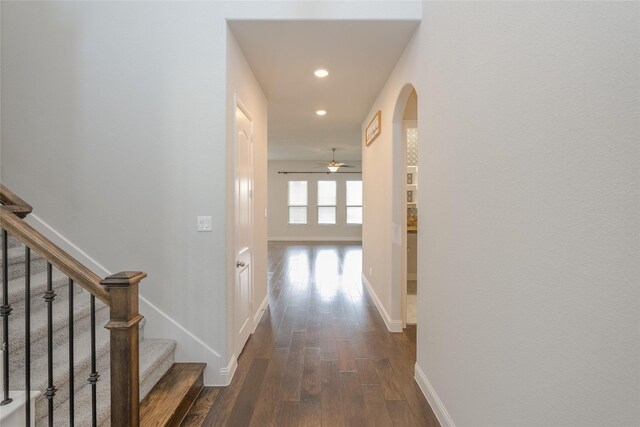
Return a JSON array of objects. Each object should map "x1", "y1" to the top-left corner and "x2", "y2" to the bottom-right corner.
[
  {"x1": 317, "y1": 181, "x2": 336, "y2": 224},
  {"x1": 288, "y1": 181, "x2": 308, "y2": 224},
  {"x1": 346, "y1": 181, "x2": 363, "y2": 224}
]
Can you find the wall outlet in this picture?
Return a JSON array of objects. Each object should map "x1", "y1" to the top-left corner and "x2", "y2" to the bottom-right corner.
[{"x1": 197, "y1": 216, "x2": 213, "y2": 232}]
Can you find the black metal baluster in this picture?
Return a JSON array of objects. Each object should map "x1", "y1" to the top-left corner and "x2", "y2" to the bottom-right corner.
[
  {"x1": 68, "y1": 278, "x2": 75, "y2": 426},
  {"x1": 0, "y1": 229, "x2": 12, "y2": 406},
  {"x1": 88, "y1": 294, "x2": 99, "y2": 427},
  {"x1": 44, "y1": 262, "x2": 57, "y2": 426},
  {"x1": 25, "y1": 247, "x2": 31, "y2": 424}
]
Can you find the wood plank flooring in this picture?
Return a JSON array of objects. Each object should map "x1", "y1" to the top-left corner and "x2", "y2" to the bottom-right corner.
[{"x1": 182, "y1": 242, "x2": 439, "y2": 427}]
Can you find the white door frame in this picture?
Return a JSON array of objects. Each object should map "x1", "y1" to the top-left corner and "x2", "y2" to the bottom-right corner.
[
  {"x1": 233, "y1": 94, "x2": 255, "y2": 357},
  {"x1": 392, "y1": 84, "x2": 418, "y2": 330}
]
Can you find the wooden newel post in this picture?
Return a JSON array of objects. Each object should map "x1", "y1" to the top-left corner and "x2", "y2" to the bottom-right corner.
[{"x1": 101, "y1": 271, "x2": 147, "y2": 427}]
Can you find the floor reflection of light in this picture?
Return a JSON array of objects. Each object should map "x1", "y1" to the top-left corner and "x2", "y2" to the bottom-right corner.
[
  {"x1": 343, "y1": 249, "x2": 362, "y2": 280},
  {"x1": 287, "y1": 251, "x2": 310, "y2": 284},
  {"x1": 315, "y1": 249, "x2": 340, "y2": 299}
]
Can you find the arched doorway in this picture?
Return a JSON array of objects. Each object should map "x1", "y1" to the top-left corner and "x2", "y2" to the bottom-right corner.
[{"x1": 392, "y1": 84, "x2": 418, "y2": 329}]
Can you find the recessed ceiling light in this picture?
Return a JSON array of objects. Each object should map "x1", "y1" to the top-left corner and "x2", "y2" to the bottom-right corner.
[
  {"x1": 314, "y1": 69, "x2": 329, "y2": 78},
  {"x1": 316, "y1": 110, "x2": 327, "y2": 116}
]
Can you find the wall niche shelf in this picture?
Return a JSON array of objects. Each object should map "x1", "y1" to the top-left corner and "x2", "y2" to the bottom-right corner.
[{"x1": 406, "y1": 165, "x2": 418, "y2": 230}]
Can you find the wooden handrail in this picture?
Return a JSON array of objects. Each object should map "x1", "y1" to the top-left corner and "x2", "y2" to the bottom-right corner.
[
  {"x1": 0, "y1": 184, "x2": 33, "y2": 218},
  {"x1": 0, "y1": 186, "x2": 110, "y2": 305}
]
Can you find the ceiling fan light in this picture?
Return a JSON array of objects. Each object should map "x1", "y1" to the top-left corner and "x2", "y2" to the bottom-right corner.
[{"x1": 327, "y1": 165, "x2": 340, "y2": 173}]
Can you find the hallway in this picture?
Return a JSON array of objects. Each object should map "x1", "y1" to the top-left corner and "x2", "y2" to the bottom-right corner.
[{"x1": 182, "y1": 242, "x2": 439, "y2": 426}]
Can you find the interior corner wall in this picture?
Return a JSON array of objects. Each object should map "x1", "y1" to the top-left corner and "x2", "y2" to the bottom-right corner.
[
  {"x1": 225, "y1": 27, "x2": 268, "y2": 369},
  {"x1": 362, "y1": 1, "x2": 639, "y2": 426},
  {"x1": 268, "y1": 160, "x2": 363, "y2": 241}
]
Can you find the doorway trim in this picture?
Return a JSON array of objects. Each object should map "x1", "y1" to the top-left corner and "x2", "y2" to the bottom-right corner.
[
  {"x1": 233, "y1": 94, "x2": 255, "y2": 358},
  {"x1": 392, "y1": 83, "x2": 418, "y2": 329}
]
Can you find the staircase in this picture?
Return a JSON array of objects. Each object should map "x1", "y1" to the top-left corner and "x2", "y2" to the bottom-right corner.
[
  {"x1": 1, "y1": 233, "x2": 175, "y2": 426},
  {"x1": 0, "y1": 185, "x2": 206, "y2": 426}
]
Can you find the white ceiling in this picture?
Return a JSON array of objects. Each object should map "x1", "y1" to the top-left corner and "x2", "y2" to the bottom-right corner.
[{"x1": 228, "y1": 20, "x2": 419, "y2": 162}]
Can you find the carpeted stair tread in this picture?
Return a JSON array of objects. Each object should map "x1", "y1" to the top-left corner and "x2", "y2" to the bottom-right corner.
[
  {"x1": 2, "y1": 233, "x2": 25, "y2": 249},
  {"x1": 13, "y1": 315, "x2": 111, "y2": 422},
  {"x1": 37, "y1": 339, "x2": 177, "y2": 427},
  {"x1": 4, "y1": 285, "x2": 109, "y2": 359},
  {"x1": 0, "y1": 245, "x2": 46, "y2": 271},
  {"x1": 4, "y1": 268, "x2": 68, "y2": 309},
  {"x1": 10, "y1": 313, "x2": 146, "y2": 422}
]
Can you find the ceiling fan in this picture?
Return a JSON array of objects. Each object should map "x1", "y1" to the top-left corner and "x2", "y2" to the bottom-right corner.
[{"x1": 317, "y1": 148, "x2": 354, "y2": 173}]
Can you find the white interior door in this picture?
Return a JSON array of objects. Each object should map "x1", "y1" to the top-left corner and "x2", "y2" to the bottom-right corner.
[{"x1": 235, "y1": 98, "x2": 253, "y2": 355}]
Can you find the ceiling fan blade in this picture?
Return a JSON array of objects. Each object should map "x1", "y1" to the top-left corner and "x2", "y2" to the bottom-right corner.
[{"x1": 339, "y1": 165, "x2": 355, "y2": 168}]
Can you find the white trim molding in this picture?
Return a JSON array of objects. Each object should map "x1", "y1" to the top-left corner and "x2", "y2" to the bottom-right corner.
[
  {"x1": 220, "y1": 353, "x2": 238, "y2": 386},
  {"x1": 361, "y1": 273, "x2": 403, "y2": 332},
  {"x1": 253, "y1": 294, "x2": 269, "y2": 332},
  {"x1": 415, "y1": 363, "x2": 456, "y2": 427}
]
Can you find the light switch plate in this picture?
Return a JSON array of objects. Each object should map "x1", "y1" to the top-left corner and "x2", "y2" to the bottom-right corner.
[{"x1": 197, "y1": 216, "x2": 213, "y2": 232}]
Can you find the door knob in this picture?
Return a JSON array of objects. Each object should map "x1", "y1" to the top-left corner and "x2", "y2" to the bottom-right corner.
[{"x1": 236, "y1": 261, "x2": 246, "y2": 268}]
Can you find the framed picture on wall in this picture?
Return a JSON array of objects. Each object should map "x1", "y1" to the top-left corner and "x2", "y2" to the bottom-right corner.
[{"x1": 365, "y1": 111, "x2": 381, "y2": 146}]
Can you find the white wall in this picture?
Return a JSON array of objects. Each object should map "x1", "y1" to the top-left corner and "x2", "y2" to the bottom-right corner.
[
  {"x1": 362, "y1": 1, "x2": 639, "y2": 426},
  {"x1": 1, "y1": 1, "x2": 231, "y2": 384},
  {"x1": 0, "y1": 0, "x2": 421, "y2": 385},
  {"x1": 268, "y1": 160, "x2": 362, "y2": 241}
]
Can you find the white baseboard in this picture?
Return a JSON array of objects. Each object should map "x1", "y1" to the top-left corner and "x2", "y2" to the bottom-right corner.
[
  {"x1": 220, "y1": 353, "x2": 238, "y2": 386},
  {"x1": 415, "y1": 363, "x2": 456, "y2": 427},
  {"x1": 253, "y1": 294, "x2": 269, "y2": 332},
  {"x1": 361, "y1": 273, "x2": 403, "y2": 332},
  {"x1": 268, "y1": 236, "x2": 362, "y2": 242},
  {"x1": 25, "y1": 213, "x2": 227, "y2": 385},
  {"x1": 139, "y1": 297, "x2": 223, "y2": 385},
  {"x1": 215, "y1": 294, "x2": 270, "y2": 386}
]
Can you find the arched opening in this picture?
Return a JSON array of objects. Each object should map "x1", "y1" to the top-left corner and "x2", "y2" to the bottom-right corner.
[{"x1": 392, "y1": 84, "x2": 418, "y2": 329}]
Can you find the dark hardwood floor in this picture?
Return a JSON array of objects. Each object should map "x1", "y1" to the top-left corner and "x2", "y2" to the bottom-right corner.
[{"x1": 181, "y1": 242, "x2": 439, "y2": 427}]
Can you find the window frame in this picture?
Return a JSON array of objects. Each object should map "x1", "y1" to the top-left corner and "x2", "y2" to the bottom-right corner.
[
  {"x1": 345, "y1": 180, "x2": 363, "y2": 225},
  {"x1": 316, "y1": 180, "x2": 337, "y2": 225},
  {"x1": 287, "y1": 180, "x2": 308, "y2": 225}
]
